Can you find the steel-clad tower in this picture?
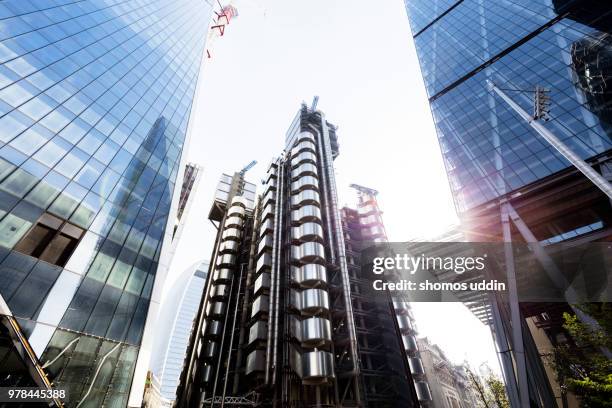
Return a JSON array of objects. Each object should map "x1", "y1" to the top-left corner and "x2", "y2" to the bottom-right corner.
[{"x1": 176, "y1": 104, "x2": 420, "y2": 407}]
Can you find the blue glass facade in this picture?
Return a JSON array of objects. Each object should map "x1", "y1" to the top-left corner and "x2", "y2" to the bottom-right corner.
[
  {"x1": 0, "y1": 1, "x2": 211, "y2": 406},
  {"x1": 404, "y1": 0, "x2": 612, "y2": 212},
  {"x1": 151, "y1": 261, "x2": 207, "y2": 403}
]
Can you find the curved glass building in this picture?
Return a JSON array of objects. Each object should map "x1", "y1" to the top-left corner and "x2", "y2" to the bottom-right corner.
[
  {"x1": 149, "y1": 261, "x2": 208, "y2": 406},
  {"x1": 0, "y1": 1, "x2": 214, "y2": 406}
]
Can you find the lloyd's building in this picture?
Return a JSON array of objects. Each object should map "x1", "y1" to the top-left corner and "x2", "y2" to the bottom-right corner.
[
  {"x1": 0, "y1": 1, "x2": 213, "y2": 406},
  {"x1": 176, "y1": 104, "x2": 428, "y2": 407}
]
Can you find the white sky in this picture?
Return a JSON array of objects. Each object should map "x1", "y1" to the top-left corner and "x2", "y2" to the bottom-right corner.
[{"x1": 164, "y1": 0, "x2": 501, "y2": 375}]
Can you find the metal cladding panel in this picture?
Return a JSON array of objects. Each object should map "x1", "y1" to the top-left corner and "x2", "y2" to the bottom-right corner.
[
  {"x1": 291, "y1": 205, "x2": 322, "y2": 223},
  {"x1": 289, "y1": 346, "x2": 303, "y2": 377},
  {"x1": 246, "y1": 350, "x2": 266, "y2": 374},
  {"x1": 262, "y1": 190, "x2": 276, "y2": 207},
  {"x1": 302, "y1": 350, "x2": 335, "y2": 379},
  {"x1": 291, "y1": 176, "x2": 319, "y2": 193},
  {"x1": 254, "y1": 272, "x2": 271, "y2": 294},
  {"x1": 207, "y1": 301, "x2": 226, "y2": 318},
  {"x1": 248, "y1": 321, "x2": 268, "y2": 345},
  {"x1": 257, "y1": 234, "x2": 273, "y2": 255},
  {"x1": 301, "y1": 317, "x2": 332, "y2": 345},
  {"x1": 291, "y1": 151, "x2": 317, "y2": 167},
  {"x1": 289, "y1": 316, "x2": 302, "y2": 341},
  {"x1": 296, "y1": 131, "x2": 316, "y2": 144},
  {"x1": 227, "y1": 205, "x2": 246, "y2": 218},
  {"x1": 264, "y1": 170, "x2": 278, "y2": 185},
  {"x1": 397, "y1": 315, "x2": 413, "y2": 333},
  {"x1": 216, "y1": 253, "x2": 236, "y2": 267},
  {"x1": 263, "y1": 179, "x2": 277, "y2": 196},
  {"x1": 206, "y1": 320, "x2": 222, "y2": 337},
  {"x1": 291, "y1": 139, "x2": 317, "y2": 156},
  {"x1": 408, "y1": 357, "x2": 425, "y2": 375},
  {"x1": 402, "y1": 334, "x2": 418, "y2": 353},
  {"x1": 259, "y1": 219, "x2": 274, "y2": 237},
  {"x1": 231, "y1": 196, "x2": 249, "y2": 208},
  {"x1": 210, "y1": 284, "x2": 229, "y2": 299},
  {"x1": 219, "y1": 240, "x2": 239, "y2": 254},
  {"x1": 292, "y1": 223, "x2": 324, "y2": 242},
  {"x1": 291, "y1": 242, "x2": 325, "y2": 263},
  {"x1": 201, "y1": 364, "x2": 213, "y2": 383},
  {"x1": 222, "y1": 228, "x2": 242, "y2": 241},
  {"x1": 213, "y1": 268, "x2": 233, "y2": 282},
  {"x1": 415, "y1": 381, "x2": 432, "y2": 401},
  {"x1": 291, "y1": 264, "x2": 327, "y2": 287},
  {"x1": 256, "y1": 253, "x2": 272, "y2": 274},
  {"x1": 260, "y1": 204, "x2": 275, "y2": 221},
  {"x1": 224, "y1": 216, "x2": 244, "y2": 229},
  {"x1": 251, "y1": 295, "x2": 269, "y2": 317},
  {"x1": 203, "y1": 341, "x2": 218, "y2": 359},
  {"x1": 299, "y1": 288, "x2": 330, "y2": 314},
  {"x1": 291, "y1": 163, "x2": 318, "y2": 180},
  {"x1": 291, "y1": 190, "x2": 320, "y2": 208}
]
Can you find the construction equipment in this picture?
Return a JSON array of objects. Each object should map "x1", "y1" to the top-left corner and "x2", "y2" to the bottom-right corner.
[
  {"x1": 311, "y1": 95, "x2": 319, "y2": 111},
  {"x1": 239, "y1": 160, "x2": 257, "y2": 176}
]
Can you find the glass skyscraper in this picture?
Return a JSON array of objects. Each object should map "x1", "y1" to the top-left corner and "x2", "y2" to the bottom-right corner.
[
  {"x1": 404, "y1": 1, "x2": 612, "y2": 407},
  {"x1": 405, "y1": 0, "x2": 611, "y2": 212},
  {"x1": 149, "y1": 261, "x2": 207, "y2": 406},
  {"x1": 0, "y1": 1, "x2": 213, "y2": 406}
]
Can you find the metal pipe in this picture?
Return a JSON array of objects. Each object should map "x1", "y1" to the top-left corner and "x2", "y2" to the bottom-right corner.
[
  {"x1": 271, "y1": 160, "x2": 285, "y2": 389},
  {"x1": 265, "y1": 161, "x2": 282, "y2": 385},
  {"x1": 308, "y1": 124, "x2": 336, "y2": 264},
  {"x1": 233, "y1": 203, "x2": 261, "y2": 393},
  {"x1": 500, "y1": 202, "x2": 530, "y2": 408},
  {"x1": 179, "y1": 209, "x2": 228, "y2": 406},
  {"x1": 221, "y1": 264, "x2": 245, "y2": 407},
  {"x1": 489, "y1": 293, "x2": 521, "y2": 408},
  {"x1": 505, "y1": 202, "x2": 612, "y2": 358},
  {"x1": 210, "y1": 260, "x2": 236, "y2": 407},
  {"x1": 317, "y1": 113, "x2": 361, "y2": 402},
  {"x1": 488, "y1": 80, "x2": 612, "y2": 200}
]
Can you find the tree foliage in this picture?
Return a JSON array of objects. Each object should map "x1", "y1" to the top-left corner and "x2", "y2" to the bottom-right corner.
[
  {"x1": 549, "y1": 304, "x2": 612, "y2": 408},
  {"x1": 465, "y1": 364, "x2": 509, "y2": 408}
]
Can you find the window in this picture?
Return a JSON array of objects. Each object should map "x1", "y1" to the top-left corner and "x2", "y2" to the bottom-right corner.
[{"x1": 13, "y1": 212, "x2": 84, "y2": 267}]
